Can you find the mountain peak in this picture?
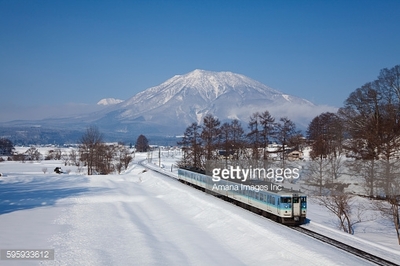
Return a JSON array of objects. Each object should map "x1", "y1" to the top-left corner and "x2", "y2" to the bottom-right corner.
[
  {"x1": 117, "y1": 69, "x2": 320, "y2": 131},
  {"x1": 164, "y1": 69, "x2": 281, "y2": 99},
  {"x1": 97, "y1": 98, "x2": 124, "y2": 106}
]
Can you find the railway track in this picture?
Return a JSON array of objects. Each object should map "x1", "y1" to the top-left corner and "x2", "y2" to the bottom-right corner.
[
  {"x1": 291, "y1": 226, "x2": 399, "y2": 266},
  {"x1": 139, "y1": 160, "x2": 399, "y2": 266}
]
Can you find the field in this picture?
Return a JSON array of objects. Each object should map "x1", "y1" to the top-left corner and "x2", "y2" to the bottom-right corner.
[{"x1": 0, "y1": 147, "x2": 399, "y2": 265}]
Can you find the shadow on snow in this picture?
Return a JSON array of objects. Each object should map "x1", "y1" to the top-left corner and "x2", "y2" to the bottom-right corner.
[{"x1": 0, "y1": 176, "x2": 107, "y2": 215}]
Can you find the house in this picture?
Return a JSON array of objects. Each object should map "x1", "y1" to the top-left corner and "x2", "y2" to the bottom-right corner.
[{"x1": 287, "y1": 150, "x2": 304, "y2": 161}]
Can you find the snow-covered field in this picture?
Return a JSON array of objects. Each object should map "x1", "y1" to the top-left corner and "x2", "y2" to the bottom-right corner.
[{"x1": 0, "y1": 147, "x2": 399, "y2": 265}]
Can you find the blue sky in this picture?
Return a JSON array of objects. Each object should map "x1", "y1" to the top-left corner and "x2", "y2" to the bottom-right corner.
[{"x1": 1, "y1": 0, "x2": 399, "y2": 121}]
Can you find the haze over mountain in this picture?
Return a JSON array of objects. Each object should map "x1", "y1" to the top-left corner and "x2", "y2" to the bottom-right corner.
[{"x1": 0, "y1": 69, "x2": 336, "y2": 142}]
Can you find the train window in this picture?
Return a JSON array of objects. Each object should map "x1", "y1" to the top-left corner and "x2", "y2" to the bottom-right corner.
[
  {"x1": 293, "y1": 197, "x2": 299, "y2": 203},
  {"x1": 281, "y1": 197, "x2": 291, "y2": 203},
  {"x1": 301, "y1": 197, "x2": 307, "y2": 203}
]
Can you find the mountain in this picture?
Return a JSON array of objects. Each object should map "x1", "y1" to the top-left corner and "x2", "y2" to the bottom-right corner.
[
  {"x1": 94, "y1": 69, "x2": 333, "y2": 135},
  {"x1": 0, "y1": 69, "x2": 336, "y2": 143},
  {"x1": 97, "y1": 98, "x2": 124, "y2": 106}
]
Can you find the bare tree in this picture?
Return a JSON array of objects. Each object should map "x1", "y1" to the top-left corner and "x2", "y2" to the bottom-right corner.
[
  {"x1": 339, "y1": 64, "x2": 400, "y2": 243},
  {"x1": 304, "y1": 158, "x2": 331, "y2": 195},
  {"x1": 25, "y1": 147, "x2": 41, "y2": 161},
  {"x1": 114, "y1": 144, "x2": 133, "y2": 173},
  {"x1": 375, "y1": 195, "x2": 400, "y2": 244},
  {"x1": 177, "y1": 122, "x2": 203, "y2": 169},
  {"x1": 62, "y1": 151, "x2": 69, "y2": 166},
  {"x1": 275, "y1": 117, "x2": 299, "y2": 168},
  {"x1": 95, "y1": 143, "x2": 117, "y2": 175},
  {"x1": 307, "y1": 112, "x2": 343, "y2": 159},
  {"x1": 259, "y1": 110, "x2": 276, "y2": 160},
  {"x1": 305, "y1": 113, "x2": 345, "y2": 193},
  {"x1": 340, "y1": 67, "x2": 400, "y2": 194},
  {"x1": 347, "y1": 159, "x2": 378, "y2": 196},
  {"x1": 247, "y1": 112, "x2": 261, "y2": 160},
  {"x1": 201, "y1": 114, "x2": 220, "y2": 161},
  {"x1": 54, "y1": 149, "x2": 62, "y2": 160},
  {"x1": 69, "y1": 149, "x2": 78, "y2": 166},
  {"x1": 230, "y1": 119, "x2": 245, "y2": 160},
  {"x1": 79, "y1": 126, "x2": 104, "y2": 175},
  {"x1": 218, "y1": 119, "x2": 245, "y2": 163},
  {"x1": 317, "y1": 191, "x2": 363, "y2": 234}
]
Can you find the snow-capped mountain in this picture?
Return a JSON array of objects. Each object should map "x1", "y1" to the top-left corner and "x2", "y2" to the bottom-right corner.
[
  {"x1": 0, "y1": 69, "x2": 336, "y2": 141},
  {"x1": 97, "y1": 98, "x2": 123, "y2": 106},
  {"x1": 96, "y1": 69, "x2": 333, "y2": 135}
]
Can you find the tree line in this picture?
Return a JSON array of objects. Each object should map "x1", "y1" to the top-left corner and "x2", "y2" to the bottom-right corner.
[
  {"x1": 0, "y1": 128, "x2": 151, "y2": 175},
  {"x1": 78, "y1": 127, "x2": 151, "y2": 175},
  {"x1": 177, "y1": 110, "x2": 303, "y2": 171}
]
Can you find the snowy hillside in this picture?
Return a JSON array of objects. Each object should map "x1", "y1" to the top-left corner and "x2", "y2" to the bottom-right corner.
[{"x1": 98, "y1": 69, "x2": 335, "y2": 134}]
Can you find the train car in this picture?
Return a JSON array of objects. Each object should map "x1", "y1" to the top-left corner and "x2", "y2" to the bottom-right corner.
[{"x1": 178, "y1": 168, "x2": 307, "y2": 225}]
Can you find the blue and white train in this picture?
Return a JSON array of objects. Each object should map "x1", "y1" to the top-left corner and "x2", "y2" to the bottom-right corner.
[{"x1": 178, "y1": 168, "x2": 307, "y2": 225}]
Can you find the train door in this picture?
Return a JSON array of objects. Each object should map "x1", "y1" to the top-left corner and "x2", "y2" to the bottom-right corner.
[{"x1": 292, "y1": 196, "x2": 300, "y2": 219}]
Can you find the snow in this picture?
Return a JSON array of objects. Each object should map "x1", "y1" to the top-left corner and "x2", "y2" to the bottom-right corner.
[
  {"x1": 0, "y1": 149, "x2": 399, "y2": 265},
  {"x1": 120, "y1": 69, "x2": 316, "y2": 119},
  {"x1": 282, "y1": 94, "x2": 291, "y2": 102},
  {"x1": 97, "y1": 98, "x2": 124, "y2": 106}
]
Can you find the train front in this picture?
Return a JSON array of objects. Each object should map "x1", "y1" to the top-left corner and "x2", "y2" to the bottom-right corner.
[{"x1": 278, "y1": 193, "x2": 307, "y2": 225}]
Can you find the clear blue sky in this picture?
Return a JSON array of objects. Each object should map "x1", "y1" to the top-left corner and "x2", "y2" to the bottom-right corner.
[{"x1": 1, "y1": 0, "x2": 399, "y2": 120}]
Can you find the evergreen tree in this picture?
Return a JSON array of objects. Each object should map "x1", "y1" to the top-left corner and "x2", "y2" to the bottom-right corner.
[{"x1": 135, "y1": 135, "x2": 150, "y2": 152}]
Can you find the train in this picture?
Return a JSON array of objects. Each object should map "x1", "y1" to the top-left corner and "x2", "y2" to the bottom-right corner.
[{"x1": 177, "y1": 167, "x2": 307, "y2": 225}]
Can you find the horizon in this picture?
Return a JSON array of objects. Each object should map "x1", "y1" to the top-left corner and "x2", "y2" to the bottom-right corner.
[{"x1": 1, "y1": 1, "x2": 399, "y2": 122}]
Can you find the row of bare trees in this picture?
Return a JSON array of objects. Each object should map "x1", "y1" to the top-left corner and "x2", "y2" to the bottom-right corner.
[
  {"x1": 1, "y1": 127, "x2": 135, "y2": 175},
  {"x1": 78, "y1": 126, "x2": 134, "y2": 175},
  {"x1": 178, "y1": 111, "x2": 302, "y2": 170}
]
